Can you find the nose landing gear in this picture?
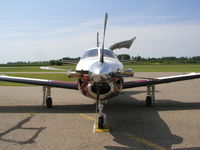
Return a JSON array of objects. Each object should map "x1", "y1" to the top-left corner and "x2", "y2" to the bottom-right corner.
[
  {"x1": 97, "y1": 102, "x2": 107, "y2": 129},
  {"x1": 93, "y1": 86, "x2": 109, "y2": 133}
]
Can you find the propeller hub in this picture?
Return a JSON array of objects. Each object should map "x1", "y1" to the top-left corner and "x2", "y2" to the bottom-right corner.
[{"x1": 89, "y1": 62, "x2": 111, "y2": 83}]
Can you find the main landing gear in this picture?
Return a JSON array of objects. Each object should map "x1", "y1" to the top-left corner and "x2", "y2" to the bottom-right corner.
[
  {"x1": 43, "y1": 86, "x2": 53, "y2": 108},
  {"x1": 145, "y1": 85, "x2": 155, "y2": 107}
]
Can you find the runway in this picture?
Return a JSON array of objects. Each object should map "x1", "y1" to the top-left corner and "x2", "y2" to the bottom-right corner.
[{"x1": 0, "y1": 72, "x2": 200, "y2": 150}]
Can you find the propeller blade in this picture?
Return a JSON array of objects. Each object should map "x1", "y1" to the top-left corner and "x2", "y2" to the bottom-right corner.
[
  {"x1": 100, "y1": 13, "x2": 108, "y2": 63},
  {"x1": 40, "y1": 67, "x2": 84, "y2": 78},
  {"x1": 67, "y1": 70, "x2": 82, "y2": 78},
  {"x1": 40, "y1": 66, "x2": 66, "y2": 71},
  {"x1": 97, "y1": 32, "x2": 99, "y2": 47}
]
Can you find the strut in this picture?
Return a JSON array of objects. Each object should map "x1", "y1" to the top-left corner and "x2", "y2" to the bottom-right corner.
[
  {"x1": 42, "y1": 86, "x2": 53, "y2": 108},
  {"x1": 146, "y1": 85, "x2": 155, "y2": 106}
]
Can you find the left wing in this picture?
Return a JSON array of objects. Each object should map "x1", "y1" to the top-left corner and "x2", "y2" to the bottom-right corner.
[
  {"x1": 123, "y1": 72, "x2": 200, "y2": 89},
  {"x1": 0, "y1": 75, "x2": 78, "y2": 90}
]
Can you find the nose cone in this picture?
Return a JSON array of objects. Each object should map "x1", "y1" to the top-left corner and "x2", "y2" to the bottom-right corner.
[
  {"x1": 89, "y1": 62, "x2": 111, "y2": 75},
  {"x1": 89, "y1": 62, "x2": 112, "y2": 83}
]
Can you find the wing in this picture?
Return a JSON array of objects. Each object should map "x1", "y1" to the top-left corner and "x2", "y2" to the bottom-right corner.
[
  {"x1": 0, "y1": 75, "x2": 78, "y2": 90},
  {"x1": 120, "y1": 59, "x2": 135, "y2": 63},
  {"x1": 123, "y1": 72, "x2": 200, "y2": 89},
  {"x1": 61, "y1": 60, "x2": 79, "y2": 64}
]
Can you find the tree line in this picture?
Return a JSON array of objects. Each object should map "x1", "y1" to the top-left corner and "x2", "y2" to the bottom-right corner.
[{"x1": 1, "y1": 55, "x2": 200, "y2": 66}]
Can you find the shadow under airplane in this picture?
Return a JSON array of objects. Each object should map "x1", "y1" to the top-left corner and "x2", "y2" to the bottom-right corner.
[{"x1": 0, "y1": 90, "x2": 199, "y2": 149}]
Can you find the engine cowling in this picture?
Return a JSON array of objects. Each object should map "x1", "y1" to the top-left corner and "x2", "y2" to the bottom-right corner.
[{"x1": 78, "y1": 75, "x2": 123, "y2": 100}]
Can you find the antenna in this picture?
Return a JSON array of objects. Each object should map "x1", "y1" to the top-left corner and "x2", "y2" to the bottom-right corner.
[
  {"x1": 97, "y1": 32, "x2": 99, "y2": 47},
  {"x1": 100, "y1": 13, "x2": 108, "y2": 63}
]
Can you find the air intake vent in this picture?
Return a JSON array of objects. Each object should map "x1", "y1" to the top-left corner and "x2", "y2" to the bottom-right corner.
[{"x1": 91, "y1": 83, "x2": 111, "y2": 94}]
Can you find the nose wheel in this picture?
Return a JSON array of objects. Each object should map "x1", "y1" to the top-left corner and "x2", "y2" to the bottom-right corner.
[
  {"x1": 98, "y1": 115, "x2": 104, "y2": 129},
  {"x1": 97, "y1": 102, "x2": 107, "y2": 129}
]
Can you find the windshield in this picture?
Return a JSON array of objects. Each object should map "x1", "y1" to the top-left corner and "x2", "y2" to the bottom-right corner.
[
  {"x1": 81, "y1": 48, "x2": 117, "y2": 59},
  {"x1": 81, "y1": 49, "x2": 98, "y2": 59},
  {"x1": 104, "y1": 49, "x2": 116, "y2": 58}
]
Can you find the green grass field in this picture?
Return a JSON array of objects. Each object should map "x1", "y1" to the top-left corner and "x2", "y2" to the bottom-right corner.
[
  {"x1": 124, "y1": 64, "x2": 200, "y2": 72},
  {"x1": 0, "y1": 64, "x2": 200, "y2": 86},
  {"x1": 0, "y1": 66, "x2": 75, "y2": 72},
  {"x1": 1, "y1": 64, "x2": 200, "y2": 72}
]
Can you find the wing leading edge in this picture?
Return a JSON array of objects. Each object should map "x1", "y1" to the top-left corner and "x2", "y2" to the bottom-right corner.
[
  {"x1": 123, "y1": 73, "x2": 200, "y2": 89},
  {"x1": 0, "y1": 75, "x2": 78, "y2": 90}
]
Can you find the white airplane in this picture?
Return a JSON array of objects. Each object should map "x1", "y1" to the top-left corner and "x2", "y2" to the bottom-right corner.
[{"x1": 1, "y1": 13, "x2": 200, "y2": 130}]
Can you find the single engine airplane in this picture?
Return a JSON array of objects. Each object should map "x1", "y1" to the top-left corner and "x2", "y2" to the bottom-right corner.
[{"x1": 1, "y1": 13, "x2": 200, "y2": 130}]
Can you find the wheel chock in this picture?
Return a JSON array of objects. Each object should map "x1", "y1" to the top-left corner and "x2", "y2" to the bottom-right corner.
[{"x1": 93, "y1": 124, "x2": 110, "y2": 133}]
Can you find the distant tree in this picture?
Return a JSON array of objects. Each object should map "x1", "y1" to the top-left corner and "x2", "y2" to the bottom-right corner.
[
  {"x1": 49, "y1": 60, "x2": 63, "y2": 66},
  {"x1": 117, "y1": 54, "x2": 131, "y2": 60}
]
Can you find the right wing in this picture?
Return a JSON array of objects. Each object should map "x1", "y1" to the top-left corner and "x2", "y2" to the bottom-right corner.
[
  {"x1": 0, "y1": 75, "x2": 78, "y2": 90},
  {"x1": 123, "y1": 72, "x2": 200, "y2": 89}
]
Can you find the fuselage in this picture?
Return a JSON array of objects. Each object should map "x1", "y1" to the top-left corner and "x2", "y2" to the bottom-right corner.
[
  {"x1": 75, "y1": 47, "x2": 124, "y2": 100},
  {"x1": 76, "y1": 47, "x2": 123, "y2": 71}
]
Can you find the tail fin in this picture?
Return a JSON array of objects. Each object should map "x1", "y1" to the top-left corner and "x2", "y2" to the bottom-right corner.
[
  {"x1": 100, "y1": 13, "x2": 108, "y2": 63},
  {"x1": 109, "y1": 37, "x2": 136, "y2": 51}
]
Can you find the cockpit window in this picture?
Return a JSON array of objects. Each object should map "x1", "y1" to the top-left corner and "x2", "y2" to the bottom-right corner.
[
  {"x1": 81, "y1": 48, "x2": 117, "y2": 59},
  {"x1": 81, "y1": 49, "x2": 98, "y2": 59},
  {"x1": 104, "y1": 49, "x2": 116, "y2": 58}
]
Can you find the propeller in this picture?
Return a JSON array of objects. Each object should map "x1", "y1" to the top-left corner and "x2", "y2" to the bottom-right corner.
[
  {"x1": 40, "y1": 66, "x2": 66, "y2": 71},
  {"x1": 67, "y1": 70, "x2": 82, "y2": 78},
  {"x1": 100, "y1": 13, "x2": 108, "y2": 63},
  {"x1": 40, "y1": 66, "x2": 83, "y2": 78},
  {"x1": 97, "y1": 32, "x2": 99, "y2": 47}
]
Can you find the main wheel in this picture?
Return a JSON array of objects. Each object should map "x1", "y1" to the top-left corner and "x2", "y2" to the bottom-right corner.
[
  {"x1": 98, "y1": 116, "x2": 104, "y2": 129},
  {"x1": 46, "y1": 97, "x2": 52, "y2": 108},
  {"x1": 146, "y1": 96, "x2": 152, "y2": 107}
]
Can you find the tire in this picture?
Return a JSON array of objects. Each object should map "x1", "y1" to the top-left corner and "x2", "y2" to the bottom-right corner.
[
  {"x1": 98, "y1": 116, "x2": 104, "y2": 129},
  {"x1": 146, "y1": 96, "x2": 152, "y2": 107},
  {"x1": 46, "y1": 97, "x2": 52, "y2": 108}
]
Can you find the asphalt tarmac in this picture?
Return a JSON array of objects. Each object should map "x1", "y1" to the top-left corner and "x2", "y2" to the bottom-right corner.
[{"x1": 0, "y1": 72, "x2": 200, "y2": 150}]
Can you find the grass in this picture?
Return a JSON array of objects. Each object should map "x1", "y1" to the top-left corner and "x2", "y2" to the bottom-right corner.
[
  {"x1": 0, "y1": 66, "x2": 75, "y2": 72},
  {"x1": 0, "y1": 64, "x2": 200, "y2": 86},
  {"x1": 1, "y1": 64, "x2": 200, "y2": 72},
  {"x1": 124, "y1": 64, "x2": 200, "y2": 72}
]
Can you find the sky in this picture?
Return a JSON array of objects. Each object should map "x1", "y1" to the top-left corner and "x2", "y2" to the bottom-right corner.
[{"x1": 0, "y1": 0, "x2": 200, "y2": 63}]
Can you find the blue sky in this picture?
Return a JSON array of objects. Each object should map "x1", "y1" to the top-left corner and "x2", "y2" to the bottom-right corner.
[{"x1": 0, "y1": 0, "x2": 200, "y2": 63}]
